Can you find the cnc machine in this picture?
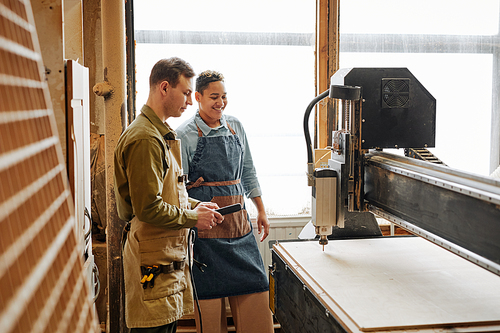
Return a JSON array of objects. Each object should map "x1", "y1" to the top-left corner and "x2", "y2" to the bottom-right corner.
[{"x1": 270, "y1": 68, "x2": 500, "y2": 333}]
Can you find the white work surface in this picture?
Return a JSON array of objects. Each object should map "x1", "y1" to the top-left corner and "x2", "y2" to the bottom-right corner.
[{"x1": 275, "y1": 237, "x2": 500, "y2": 332}]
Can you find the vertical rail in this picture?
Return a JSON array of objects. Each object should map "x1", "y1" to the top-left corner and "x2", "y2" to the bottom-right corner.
[
  {"x1": 125, "y1": 0, "x2": 136, "y2": 125},
  {"x1": 490, "y1": 9, "x2": 500, "y2": 173}
]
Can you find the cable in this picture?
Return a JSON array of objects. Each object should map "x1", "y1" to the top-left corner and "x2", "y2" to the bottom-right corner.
[
  {"x1": 188, "y1": 228, "x2": 203, "y2": 333},
  {"x1": 93, "y1": 262, "x2": 100, "y2": 303},
  {"x1": 83, "y1": 207, "x2": 93, "y2": 261},
  {"x1": 303, "y1": 89, "x2": 330, "y2": 164},
  {"x1": 84, "y1": 207, "x2": 92, "y2": 240}
]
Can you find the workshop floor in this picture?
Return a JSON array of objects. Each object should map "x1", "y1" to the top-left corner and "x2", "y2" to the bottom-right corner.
[{"x1": 177, "y1": 303, "x2": 281, "y2": 332}]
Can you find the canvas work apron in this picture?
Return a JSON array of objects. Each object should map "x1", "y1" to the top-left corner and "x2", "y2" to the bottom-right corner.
[
  {"x1": 187, "y1": 124, "x2": 268, "y2": 299},
  {"x1": 123, "y1": 138, "x2": 194, "y2": 328}
]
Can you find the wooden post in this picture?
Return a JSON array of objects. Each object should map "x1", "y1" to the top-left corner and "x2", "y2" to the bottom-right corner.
[
  {"x1": 64, "y1": 0, "x2": 84, "y2": 66},
  {"x1": 315, "y1": 0, "x2": 340, "y2": 149},
  {"x1": 99, "y1": 0, "x2": 128, "y2": 331}
]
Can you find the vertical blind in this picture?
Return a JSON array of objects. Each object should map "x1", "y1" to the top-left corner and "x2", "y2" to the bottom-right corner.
[{"x1": 0, "y1": 1, "x2": 99, "y2": 332}]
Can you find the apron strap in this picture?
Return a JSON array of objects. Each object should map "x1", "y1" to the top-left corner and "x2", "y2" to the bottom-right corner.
[
  {"x1": 226, "y1": 122, "x2": 236, "y2": 135},
  {"x1": 186, "y1": 176, "x2": 240, "y2": 190},
  {"x1": 186, "y1": 176, "x2": 204, "y2": 190},
  {"x1": 196, "y1": 121, "x2": 237, "y2": 137}
]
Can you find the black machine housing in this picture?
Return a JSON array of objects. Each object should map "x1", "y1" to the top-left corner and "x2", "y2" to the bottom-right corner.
[{"x1": 331, "y1": 67, "x2": 436, "y2": 150}]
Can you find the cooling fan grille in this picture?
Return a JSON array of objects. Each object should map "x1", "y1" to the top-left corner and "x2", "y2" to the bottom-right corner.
[{"x1": 382, "y1": 78, "x2": 410, "y2": 108}]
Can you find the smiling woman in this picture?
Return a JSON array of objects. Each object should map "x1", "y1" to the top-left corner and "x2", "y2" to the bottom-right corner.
[
  {"x1": 194, "y1": 70, "x2": 226, "y2": 127},
  {"x1": 134, "y1": 0, "x2": 316, "y2": 217}
]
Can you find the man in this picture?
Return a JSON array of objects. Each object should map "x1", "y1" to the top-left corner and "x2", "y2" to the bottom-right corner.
[{"x1": 114, "y1": 57, "x2": 223, "y2": 332}]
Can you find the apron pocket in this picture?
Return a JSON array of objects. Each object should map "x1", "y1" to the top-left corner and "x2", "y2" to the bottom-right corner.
[{"x1": 198, "y1": 195, "x2": 251, "y2": 239}]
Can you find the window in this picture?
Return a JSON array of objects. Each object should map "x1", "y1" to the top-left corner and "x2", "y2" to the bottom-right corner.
[
  {"x1": 340, "y1": 0, "x2": 500, "y2": 176},
  {"x1": 134, "y1": 0, "x2": 316, "y2": 216}
]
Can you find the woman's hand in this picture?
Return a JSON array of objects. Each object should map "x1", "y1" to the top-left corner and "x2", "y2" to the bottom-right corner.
[
  {"x1": 256, "y1": 212, "x2": 270, "y2": 242},
  {"x1": 251, "y1": 197, "x2": 269, "y2": 242}
]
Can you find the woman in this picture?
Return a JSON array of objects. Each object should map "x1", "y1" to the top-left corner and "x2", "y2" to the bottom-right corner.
[{"x1": 176, "y1": 70, "x2": 274, "y2": 333}]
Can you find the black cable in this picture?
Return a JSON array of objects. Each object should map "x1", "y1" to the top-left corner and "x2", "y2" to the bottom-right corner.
[
  {"x1": 303, "y1": 89, "x2": 330, "y2": 164},
  {"x1": 121, "y1": 221, "x2": 131, "y2": 252},
  {"x1": 93, "y1": 262, "x2": 100, "y2": 303},
  {"x1": 84, "y1": 207, "x2": 93, "y2": 240},
  {"x1": 83, "y1": 207, "x2": 93, "y2": 261},
  {"x1": 188, "y1": 228, "x2": 203, "y2": 333}
]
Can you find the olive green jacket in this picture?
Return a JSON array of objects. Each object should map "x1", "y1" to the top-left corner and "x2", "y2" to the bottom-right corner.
[{"x1": 114, "y1": 105, "x2": 198, "y2": 327}]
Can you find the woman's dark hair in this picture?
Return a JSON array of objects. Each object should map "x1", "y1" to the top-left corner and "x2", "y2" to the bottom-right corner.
[
  {"x1": 196, "y1": 70, "x2": 224, "y2": 94},
  {"x1": 149, "y1": 57, "x2": 195, "y2": 88}
]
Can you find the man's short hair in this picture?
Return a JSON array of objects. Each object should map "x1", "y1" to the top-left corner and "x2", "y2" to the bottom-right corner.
[
  {"x1": 149, "y1": 57, "x2": 195, "y2": 88},
  {"x1": 196, "y1": 70, "x2": 224, "y2": 94}
]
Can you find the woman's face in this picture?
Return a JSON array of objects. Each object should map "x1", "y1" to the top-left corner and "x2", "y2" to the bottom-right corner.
[{"x1": 195, "y1": 80, "x2": 227, "y2": 127}]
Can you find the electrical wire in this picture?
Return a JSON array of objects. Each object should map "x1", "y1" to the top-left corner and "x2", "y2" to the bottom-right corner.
[
  {"x1": 188, "y1": 228, "x2": 203, "y2": 333},
  {"x1": 303, "y1": 89, "x2": 330, "y2": 164},
  {"x1": 93, "y1": 263, "x2": 100, "y2": 303}
]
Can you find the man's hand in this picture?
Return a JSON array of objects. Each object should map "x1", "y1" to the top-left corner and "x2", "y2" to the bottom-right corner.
[{"x1": 194, "y1": 202, "x2": 224, "y2": 230}]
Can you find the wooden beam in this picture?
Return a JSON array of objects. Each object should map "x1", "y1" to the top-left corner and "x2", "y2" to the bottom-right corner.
[
  {"x1": 315, "y1": 0, "x2": 340, "y2": 150},
  {"x1": 31, "y1": 0, "x2": 66, "y2": 160},
  {"x1": 100, "y1": 0, "x2": 128, "y2": 331},
  {"x1": 83, "y1": 0, "x2": 104, "y2": 135},
  {"x1": 64, "y1": 0, "x2": 84, "y2": 65}
]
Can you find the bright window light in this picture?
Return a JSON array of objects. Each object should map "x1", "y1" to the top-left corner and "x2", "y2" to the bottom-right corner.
[{"x1": 134, "y1": 1, "x2": 316, "y2": 216}]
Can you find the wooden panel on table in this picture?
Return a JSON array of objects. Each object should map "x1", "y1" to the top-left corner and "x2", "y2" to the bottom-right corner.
[{"x1": 275, "y1": 237, "x2": 500, "y2": 332}]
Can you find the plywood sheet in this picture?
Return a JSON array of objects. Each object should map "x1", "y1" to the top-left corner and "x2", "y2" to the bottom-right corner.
[{"x1": 276, "y1": 237, "x2": 500, "y2": 332}]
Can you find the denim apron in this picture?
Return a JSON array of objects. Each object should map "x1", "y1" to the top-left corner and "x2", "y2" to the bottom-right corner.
[{"x1": 187, "y1": 124, "x2": 268, "y2": 299}]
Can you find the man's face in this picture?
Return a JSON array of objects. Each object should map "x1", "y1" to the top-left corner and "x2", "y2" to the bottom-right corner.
[
  {"x1": 164, "y1": 74, "x2": 193, "y2": 119},
  {"x1": 195, "y1": 81, "x2": 227, "y2": 126}
]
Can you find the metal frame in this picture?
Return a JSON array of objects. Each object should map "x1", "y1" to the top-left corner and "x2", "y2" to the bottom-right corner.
[{"x1": 364, "y1": 151, "x2": 500, "y2": 275}]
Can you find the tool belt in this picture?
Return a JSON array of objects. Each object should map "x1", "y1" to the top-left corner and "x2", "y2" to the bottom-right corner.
[{"x1": 140, "y1": 260, "x2": 186, "y2": 289}]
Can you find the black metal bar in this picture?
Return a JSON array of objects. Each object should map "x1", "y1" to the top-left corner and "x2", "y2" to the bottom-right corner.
[
  {"x1": 126, "y1": 0, "x2": 136, "y2": 125},
  {"x1": 364, "y1": 151, "x2": 500, "y2": 275}
]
